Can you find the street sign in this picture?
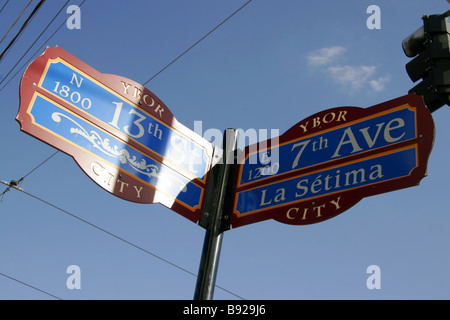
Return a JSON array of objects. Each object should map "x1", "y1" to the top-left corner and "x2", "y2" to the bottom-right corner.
[
  {"x1": 17, "y1": 46, "x2": 214, "y2": 223},
  {"x1": 231, "y1": 94, "x2": 435, "y2": 228}
]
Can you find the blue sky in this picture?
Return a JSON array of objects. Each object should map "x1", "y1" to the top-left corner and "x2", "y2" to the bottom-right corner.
[{"x1": 1, "y1": 0, "x2": 450, "y2": 300}]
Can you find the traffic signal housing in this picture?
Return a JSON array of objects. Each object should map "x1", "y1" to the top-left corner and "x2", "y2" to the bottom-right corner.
[{"x1": 402, "y1": 10, "x2": 450, "y2": 113}]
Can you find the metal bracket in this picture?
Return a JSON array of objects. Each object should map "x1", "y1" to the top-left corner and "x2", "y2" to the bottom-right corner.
[
  {"x1": 198, "y1": 132, "x2": 239, "y2": 233},
  {"x1": 1, "y1": 179, "x2": 24, "y2": 202}
]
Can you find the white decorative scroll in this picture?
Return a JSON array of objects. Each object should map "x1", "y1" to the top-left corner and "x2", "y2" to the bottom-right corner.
[{"x1": 51, "y1": 112, "x2": 187, "y2": 192}]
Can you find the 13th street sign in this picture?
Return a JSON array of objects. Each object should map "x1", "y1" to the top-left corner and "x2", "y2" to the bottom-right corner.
[
  {"x1": 17, "y1": 46, "x2": 214, "y2": 224},
  {"x1": 231, "y1": 94, "x2": 435, "y2": 228}
]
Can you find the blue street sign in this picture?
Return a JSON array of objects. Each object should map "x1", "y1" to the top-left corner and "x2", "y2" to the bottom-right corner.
[
  {"x1": 231, "y1": 94, "x2": 435, "y2": 227},
  {"x1": 29, "y1": 93, "x2": 205, "y2": 211},
  {"x1": 238, "y1": 105, "x2": 417, "y2": 187},
  {"x1": 39, "y1": 58, "x2": 210, "y2": 183},
  {"x1": 235, "y1": 146, "x2": 417, "y2": 216},
  {"x1": 17, "y1": 47, "x2": 214, "y2": 223}
]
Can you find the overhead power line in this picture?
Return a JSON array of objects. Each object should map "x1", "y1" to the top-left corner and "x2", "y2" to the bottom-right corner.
[
  {"x1": 0, "y1": 0, "x2": 70, "y2": 88},
  {"x1": 0, "y1": 0, "x2": 45, "y2": 63},
  {"x1": 143, "y1": 0, "x2": 254, "y2": 85},
  {"x1": 21, "y1": 150, "x2": 59, "y2": 180},
  {"x1": 4, "y1": 186, "x2": 245, "y2": 300},
  {"x1": 0, "y1": 272, "x2": 62, "y2": 300},
  {"x1": 0, "y1": 0, "x2": 32, "y2": 45},
  {"x1": 0, "y1": 0, "x2": 10, "y2": 15},
  {"x1": 0, "y1": 0, "x2": 87, "y2": 91},
  {"x1": 0, "y1": 151, "x2": 58, "y2": 201}
]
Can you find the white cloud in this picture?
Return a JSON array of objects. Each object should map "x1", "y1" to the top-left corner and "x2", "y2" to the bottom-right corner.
[
  {"x1": 307, "y1": 46, "x2": 390, "y2": 94},
  {"x1": 369, "y1": 76, "x2": 391, "y2": 92},
  {"x1": 327, "y1": 65, "x2": 376, "y2": 92},
  {"x1": 307, "y1": 46, "x2": 346, "y2": 67}
]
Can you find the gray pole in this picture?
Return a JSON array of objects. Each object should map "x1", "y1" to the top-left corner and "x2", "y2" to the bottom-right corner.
[{"x1": 193, "y1": 128, "x2": 239, "y2": 300}]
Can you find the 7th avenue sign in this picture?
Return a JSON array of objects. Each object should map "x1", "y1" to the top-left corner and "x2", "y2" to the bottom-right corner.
[{"x1": 232, "y1": 94, "x2": 435, "y2": 228}]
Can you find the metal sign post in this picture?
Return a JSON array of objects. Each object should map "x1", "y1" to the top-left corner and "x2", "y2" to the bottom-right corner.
[{"x1": 194, "y1": 129, "x2": 239, "y2": 300}]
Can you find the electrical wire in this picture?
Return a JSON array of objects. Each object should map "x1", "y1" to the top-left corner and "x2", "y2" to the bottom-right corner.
[
  {"x1": 0, "y1": 0, "x2": 70, "y2": 88},
  {"x1": 0, "y1": 0, "x2": 10, "y2": 15},
  {"x1": 0, "y1": 0, "x2": 87, "y2": 91},
  {"x1": 22, "y1": 150, "x2": 59, "y2": 180},
  {"x1": 5, "y1": 186, "x2": 245, "y2": 300},
  {"x1": 0, "y1": 0, "x2": 32, "y2": 45},
  {"x1": 0, "y1": 272, "x2": 62, "y2": 300},
  {"x1": 0, "y1": 151, "x2": 58, "y2": 201},
  {"x1": 143, "y1": 0, "x2": 254, "y2": 85},
  {"x1": 0, "y1": 0, "x2": 46, "y2": 63}
]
